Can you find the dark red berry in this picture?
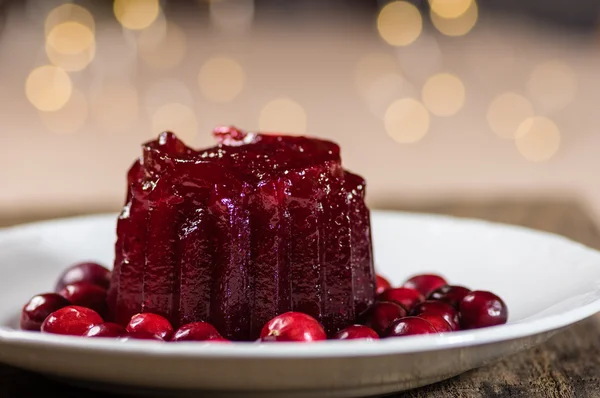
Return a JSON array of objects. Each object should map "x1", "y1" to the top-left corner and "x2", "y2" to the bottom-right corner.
[
  {"x1": 428, "y1": 285, "x2": 471, "y2": 309},
  {"x1": 260, "y1": 312, "x2": 326, "y2": 342},
  {"x1": 41, "y1": 306, "x2": 103, "y2": 336},
  {"x1": 361, "y1": 301, "x2": 407, "y2": 336},
  {"x1": 376, "y1": 275, "x2": 392, "y2": 295},
  {"x1": 121, "y1": 331, "x2": 164, "y2": 341},
  {"x1": 55, "y1": 262, "x2": 111, "y2": 292},
  {"x1": 126, "y1": 313, "x2": 174, "y2": 340},
  {"x1": 379, "y1": 287, "x2": 424, "y2": 312},
  {"x1": 21, "y1": 293, "x2": 71, "y2": 331},
  {"x1": 58, "y1": 283, "x2": 108, "y2": 318},
  {"x1": 403, "y1": 274, "x2": 447, "y2": 296},
  {"x1": 411, "y1": 300, "x2": 460, "y2": 331},
  {"x1": 386, "y1": 317, "x2": 438, "y2": 337},
  {"x1": 417, "y1": 313, "x2": 452, "y2": 333},
  {"x1": 333, "y1": 325, "x2": 379, "y2": 340},
  {"x1": 171, "y1": 322, "x2": 223, "y2": 342},
  {"x1": 460, "y1": 290, "x2": 508, "y2": 329},
  {"x1": 85, "y1": 322, "x2": 127, "y2": 338}
]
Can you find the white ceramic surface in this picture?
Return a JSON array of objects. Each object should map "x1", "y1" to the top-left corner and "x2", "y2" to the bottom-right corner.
[{"x1": 0, "y1": 211, "x2": 599, "y2": 397}]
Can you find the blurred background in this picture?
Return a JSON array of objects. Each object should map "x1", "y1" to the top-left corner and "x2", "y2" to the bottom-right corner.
[{"x1": 1, "y1": 0, "x2": 600, "y2": 224}]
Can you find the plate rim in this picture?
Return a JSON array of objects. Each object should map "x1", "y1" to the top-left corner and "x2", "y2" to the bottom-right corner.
[{"x1": 0, "y1": 210, "x2": 598, "y2": 359}]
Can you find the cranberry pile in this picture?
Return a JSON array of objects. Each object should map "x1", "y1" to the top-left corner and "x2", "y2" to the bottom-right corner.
[{"x1": 21, "y1": 262, "x2": 508, "y2": 342}]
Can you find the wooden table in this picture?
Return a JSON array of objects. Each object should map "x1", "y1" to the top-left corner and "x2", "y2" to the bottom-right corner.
[{"x1": 1, "y1": 200, "x2": 600, "y2": 398}]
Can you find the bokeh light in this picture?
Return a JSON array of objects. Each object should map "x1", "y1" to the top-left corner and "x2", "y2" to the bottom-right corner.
[
  {"x1": 354, "y1": 53, "x2": 401, "y2": 95},
  {"x1": 429, "y1": 0, "x2": 473, "y2": 19},
  {"x1": 421, "y1": 73, "x2": 465, "y2": 116},
  {"x1": 46, "y1": 21, "x2": 95, "y2": 71},
  {"x1": 209, "y1": 0, "x2": 255, "y2": 32},
  {"x1": 45, "y1": 4, "x2": 95, "y2": 35},
  {"x1": 39, "y1": 88, "x2": 88, "y2": 135},
  {"x1": 365, "y1": 73, "x2": 407, "y2": 118},
  {"x1": 25, "y1": 65, "x2": 72, "y2": 112},
  {"x1": 515, "y1": 116, "x2": 561, "y2": 162},
  {"x1": 151, "y1": 103, "x2": 198, "y2": 142},
  {"x1": 91, "y1": 25, "x2": 137, "y2": 76},
  {"x1": 384, "y1": 98, "x2": 430, "y2": 143},
  {"x1": 198, "y1": 56, "x2": 245, "y2": 103},
  {"x1": 90, "y1": 81, "x2": 139, "y2": 133},
  {"x1": 377, "y1": 1, "x2": 423, "y2": 47},
  {"x1": 431, "y1": 0, "x2": 478, "y2": 36},
  {"x1": 487, "y1": 92, "x2": 534, "y2": 139},
  {"x1": 138, "y1": 21, "x2": 187, "y2": 69},
  {"x1": 46, "y1": 21, "x2": 94, "y2": 54},
  {"x1": 114, "y1": 0, "x2": 160, "y2": 30},
  {"x1": 526, "y1": 60, "x2": 577, "y2": 113},
  {"x1": 145, "y1": 79, "x2": 194, "y2": 117},
  {"x1": 259, "y1": 98, "x2": 307, "y2": 133},
  {"x1": 395, "y1": 34, "x2": 443, "y2": 83},
  {"x1": 46, "y1": 41, "x2": 96, "y2": 72}
]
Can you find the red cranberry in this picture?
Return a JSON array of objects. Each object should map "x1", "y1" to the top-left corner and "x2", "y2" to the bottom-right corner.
[
  {"x1": 58, "y1": 283, "x2": 108, "y2": 318},
  {"x1": 386, "y1": 317, "x2": 438, "y2": 337},
  {"x1": 126, "y1": 313, "x2": 174, "y2": 340},
  {"x1": 55, "y1": 262, "x2": 111, "y2": 292},
  {"x1": 411, "y1": 301, "x2": 460, "y2": 331},
  {"x1": 428, "y1": 285, "x2": 471, "y2": 309},
  {"x1": 375, "y1": 274, "x2": 392, "y2": 295},
  {"x1": 171, "y1": 322, "x2": 223, "y2": 342},
  {"x1": 403, "y1": 274, "x2": 447, "y2": 296},
  {"x1": 85, "y1": 322, "x2": 127, "y2": 338},
  {"x1": 361, "y1": 301, "x2": 407, "y2": 336},
  {"x1": 208, "y1": 337, "x2": 231, "y2": 343},
  {"x1": 417, "y1": 314, "x2": 452, "y2": 333},
  {"x1": 41, "y1": 306, "x2": 103, "y2": 336},
  {"x1": 460, "y1": 290, "x2": 508, "y2": 329},
  {"x1": 120, "y1": 331, "x2": 164, "y2": 341},
  {"x1": 334, "y1": 325, "x2": 379, "y2": 340},
  {"x1": 260, "y1": 312, "x2": 326, "y2": 342},
  {"x1": 21, "y1": 293, "x2": 71, "y2": 331},
  {"x1": 379, "y1": 287, "x2": 424, "y2": 312}
]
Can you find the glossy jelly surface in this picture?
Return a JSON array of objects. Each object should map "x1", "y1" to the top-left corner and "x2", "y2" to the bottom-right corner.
[{"x1": 107, "y1": 127, "x2": 376, "y2": 340}]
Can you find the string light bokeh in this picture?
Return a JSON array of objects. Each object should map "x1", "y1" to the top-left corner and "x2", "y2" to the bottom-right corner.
[{"x1": 3, "y1": 0, "x2": 600, "y2": 221}]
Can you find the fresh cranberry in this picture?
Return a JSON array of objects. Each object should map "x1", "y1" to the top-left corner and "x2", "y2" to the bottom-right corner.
[
  {"x1": 417, "y1": 313, "x2": 452, "y2": 333},
  {"x1": 375, "y1": 275, "x2": 392, "y2": 295},
  {"x1": 379, "y1": 287, "x2": 424, "y2": 312},
  {"x1": 334, "y1": 325, "x2": 379, "y2": 340},
  {"x1": 208, "y1": 337, "x2": 231, "y2": 343},
  {"x1": 55, "y1": 262, "x2": 111, "y2": 292},
  {"x1": 428, "y1": 285, "x2": 471, "y2": 309},
  {"x1": 120, "y1": 331, "x2": 164, "y2": 341},
  {"x1": 41, "y1": 306, "x2": 103, "y2": 336},
  {"x1": 403, "y1": 274, "x2": 447, "y2": 296},
  {"x1": 460, "y1": 290, "x2": 508, "y2": 329},
  {"x1": 171, "y1": 322, "x2": 223, "y2": 342},
  {"x1": 361, "y1": 301, "x2": 407, "y2": 336},
  {"x1": 126, "y1": 313, "x2": 174, "y2": 340},
  {"x1": 411, "y1": 300, "x2": 460, "y2": 331},
  {"x1": 20, "y1": 293, "x2": 71, "y2": 331},
  {"x1": 58, "y1": 283, "x2": 108, "y2": 318},
  {"x1": 386, "y1": 316, "x2": 438, "y2": 337},
  {"x1": 85, "y1": 322, "x2": 127, "y2": 338},
  {"x1": 260, "y1": 312, "x2": 326, "y2": 342}
]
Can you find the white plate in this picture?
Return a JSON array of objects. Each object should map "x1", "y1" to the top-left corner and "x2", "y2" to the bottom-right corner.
[{"x1": 0, "y1": 211, "x2": 599, "y2": 397}]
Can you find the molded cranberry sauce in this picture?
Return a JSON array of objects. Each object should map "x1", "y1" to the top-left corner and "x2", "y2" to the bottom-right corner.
[{"x1": 107, "y1": 127, "x2": 376, "y2": 340}]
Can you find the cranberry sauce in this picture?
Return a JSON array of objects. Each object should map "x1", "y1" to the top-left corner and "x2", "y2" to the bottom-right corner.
[{"x1": 107, "y1": 127, "x2": 375, "y2": 340}]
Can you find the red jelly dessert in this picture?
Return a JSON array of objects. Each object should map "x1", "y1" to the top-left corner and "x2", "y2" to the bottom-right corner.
[{"x1": 107, "y1": 127, "x2": 376, "y2": 340}]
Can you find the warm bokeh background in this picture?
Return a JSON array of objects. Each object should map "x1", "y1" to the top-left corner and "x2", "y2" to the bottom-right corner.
[{"x1": 2, "y1": 0, "x2": 600, "y2": 221}]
